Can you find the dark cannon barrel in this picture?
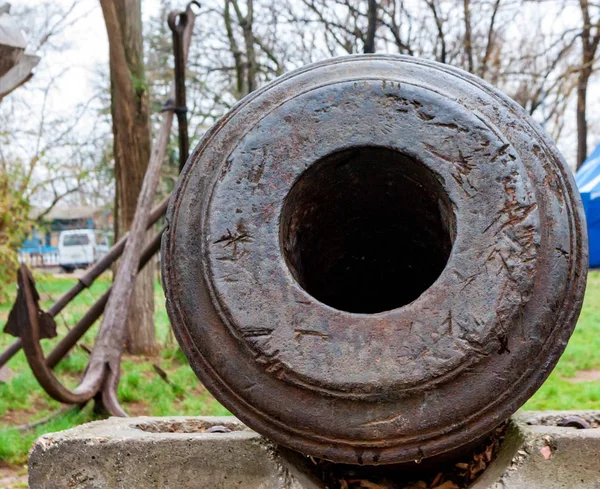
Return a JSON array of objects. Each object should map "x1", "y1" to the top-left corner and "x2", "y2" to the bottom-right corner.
[{"x1": 162, "y1": 55, "x2": 587, "y2": 465}]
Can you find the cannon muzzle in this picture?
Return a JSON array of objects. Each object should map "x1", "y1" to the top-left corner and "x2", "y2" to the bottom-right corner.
[{"x1": 162, "y1": 55, "x2": 587, "y2": 465}]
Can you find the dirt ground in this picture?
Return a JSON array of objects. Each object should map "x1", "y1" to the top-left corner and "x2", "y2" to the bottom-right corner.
[{"x1": 0, "y1": 461, "x2": 27, "y2": 489}]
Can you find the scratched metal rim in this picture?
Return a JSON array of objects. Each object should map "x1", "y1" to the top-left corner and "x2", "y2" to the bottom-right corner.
[{"x1": 162, "y1": 55, "x2": 587, "y2": 465}]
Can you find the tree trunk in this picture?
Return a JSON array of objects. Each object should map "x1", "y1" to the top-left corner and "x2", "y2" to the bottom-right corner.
[
  {"x1": 364, "y1": 0, "x2": 377, "y2": 54},
  {"x1": 427, "y1": 0, "x2": 447, "y2": 64},
  {"x1": 576, "y1": 0, "x2": 600, "y2": 169},
  {"x1": 463, "y1": 0, "x2": 474, "y2": 73},
  {"x1": 101, "y1": 0, "x2": 155, "y2": 355},
  {"x1": 241, "y1": 0, "x2": 257, "y2": 94},
  {"x1": 224, "y1": 0, "x2": 245, "y2": 98},
  {"x1": 576, "y1": 67, "x2": 590, "y2": 170}
]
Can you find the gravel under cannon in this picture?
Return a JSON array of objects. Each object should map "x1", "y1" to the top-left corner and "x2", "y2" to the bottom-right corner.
[{"x1": 161, "y1": 55, "x2": 588, "y2": 466}]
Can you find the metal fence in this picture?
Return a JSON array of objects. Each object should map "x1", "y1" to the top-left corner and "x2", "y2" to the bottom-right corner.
[{"x1": 18, "y1": 248, "x2": 60, "y2": 268}]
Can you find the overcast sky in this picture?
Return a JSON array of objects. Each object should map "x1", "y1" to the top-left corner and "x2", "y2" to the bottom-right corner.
[{"x1": 18, "y1": 0, "x2": 161, "y2": 117}]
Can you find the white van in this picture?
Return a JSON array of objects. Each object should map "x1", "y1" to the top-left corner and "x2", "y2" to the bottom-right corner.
[{"x1": 58, "y1": 229, "x2": 109, "y2": 272}]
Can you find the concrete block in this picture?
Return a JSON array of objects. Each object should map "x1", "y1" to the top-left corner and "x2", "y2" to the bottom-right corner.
[
  {"x1": 29, "y1": 416, "x2": 323, "y2": 489},
  {"x1": 473, "y1": 411, "x2": 600, "y2": 489},
  {"x1": 29, "y1": 412, "x2": 600, "y2": 489}
]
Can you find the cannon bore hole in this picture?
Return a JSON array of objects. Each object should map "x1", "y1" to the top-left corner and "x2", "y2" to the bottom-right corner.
[{"x1": 281, "y1": 146, "x2": 455, "y2": 314}]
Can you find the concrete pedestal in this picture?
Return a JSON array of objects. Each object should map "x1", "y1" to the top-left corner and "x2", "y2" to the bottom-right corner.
[
  {"x1": 29, "y1": 412, "x2": 600, "y2": 489},
  {"x1": 473, "y1": 411, "x2": 600, "y2": 489}
]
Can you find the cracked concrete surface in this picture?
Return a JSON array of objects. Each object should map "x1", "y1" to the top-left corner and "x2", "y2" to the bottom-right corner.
[{"x1": 29, "y1": 413, "x2": 600, "y2": 489}]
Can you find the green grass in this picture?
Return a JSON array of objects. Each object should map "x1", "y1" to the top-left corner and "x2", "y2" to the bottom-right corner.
[
  {"x1": 2, "y1": 270, "x2": 600, "y2": 466},
  {"x1": 0, "y1": 404, "x2": 96, "y2": 463},
  {"x1": 522, "y1": 270, "x2": 600, "y2": 410},
  {"x1": 0, "y1": 272, "x2": 228, "y2": 465}
]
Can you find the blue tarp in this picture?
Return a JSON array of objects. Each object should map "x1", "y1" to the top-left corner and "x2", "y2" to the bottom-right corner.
[{"x1": 576, "y1": 144, "x2": 600, "y2": 267}]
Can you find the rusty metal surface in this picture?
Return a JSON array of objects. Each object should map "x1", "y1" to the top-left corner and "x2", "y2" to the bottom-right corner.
[
  {"x1": 168, "y1": 3, "x2": 195, "y2": 171},
  {"x1": 5, "y1": 266, "x2": 56, "y2": 340},
  {"x1": 16, "y1": 263, "x2": 103, "y2": 404},
  {"x1": 557, "y1": 416, "x2": 591, "y2": 429},
  {"x1": 163, "y1": 55, "x2": 588, "y2": 465}
]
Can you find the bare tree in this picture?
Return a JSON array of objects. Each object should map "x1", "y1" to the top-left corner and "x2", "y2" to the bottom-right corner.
[
  {"x1": 231, "y1": 0, "x2": 259, "y2": 93},
  {"x1": 144, "y1": 0, "x2": 591, "y2": 173},
  {"x1": 478, "y1": 0, "x2": 501, "y2": 79},
  {"x1": 425, "y1": 0, "x2": 447, "y2": 63},
  {"x1": 577, "y1": 0, "x2": 600, "y2": 168},
  {"x1": 378, "y1": 1, "x2": 414, "y2": 55},
  {"x1": 364, "y1": 0, "x2": 378, "y2": 53},
  {"x1": 463, "y1": 0, "x2": 474, "y2": 72}
]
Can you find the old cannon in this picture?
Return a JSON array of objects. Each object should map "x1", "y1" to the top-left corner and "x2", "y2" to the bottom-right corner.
[{"x1": 162, "y1": 55, "x2": 587, "y2": 466}]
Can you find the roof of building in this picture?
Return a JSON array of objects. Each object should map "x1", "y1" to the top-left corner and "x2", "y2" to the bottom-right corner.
[{"x1": 31, "y1": 206, "x2": 103, "y2": 221}]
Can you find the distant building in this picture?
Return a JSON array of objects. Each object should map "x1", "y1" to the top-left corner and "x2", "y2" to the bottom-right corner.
[{"x1": 19, "y1": 206, "x2": 113, "y2": 268}]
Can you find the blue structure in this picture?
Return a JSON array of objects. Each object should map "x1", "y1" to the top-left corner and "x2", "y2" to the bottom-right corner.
[{"x1": 576, "y1": 143, "x2": 600, "y2": 267}]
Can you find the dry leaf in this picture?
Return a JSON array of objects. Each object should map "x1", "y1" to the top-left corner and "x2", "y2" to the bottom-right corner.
[
  {"x1": 471, "y1": 457, "x2": 488, "y2": 478},
  {"x1": 430, "y1": 472, "x2": 443, "y2": 487},
  {"x1": 0, "y1": 365, "x2": 14, "y2": 383},
  {"x1": 432, "y1": 482, "x2": 459, "y2": 489},
  {"x1": 340, "y1": 480, "x2": 349, "y2": 489},
  {"x1": 347, "y1": 480, "x2": 391, "y2": 489},
  {"x1": 539, "y1": 445, "x2": 552, "y2": 460},
  {"x1": 483, "y1": 442, "x2": 495, "y2": 463},
  {"x1": 407, "y1": 482, "x2": 427, "y2": 489}
]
